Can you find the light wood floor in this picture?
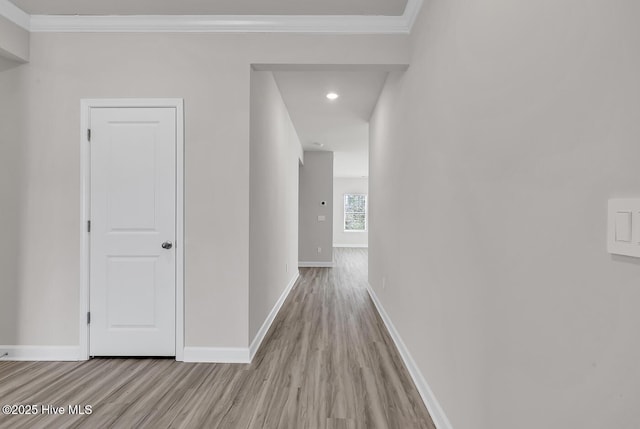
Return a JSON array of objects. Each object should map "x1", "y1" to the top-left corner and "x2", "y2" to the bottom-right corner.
[{"x1": 0, "y1": 248, "x2": 435, "y2": 429}]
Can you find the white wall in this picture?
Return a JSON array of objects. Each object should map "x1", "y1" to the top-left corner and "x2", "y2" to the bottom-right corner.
[
  {"x1": 299, "y1": 151, "x2": 334, "y2": 265},
  {"x1": 369, "y1": 1, "x2": 640, "y2": 428},
  {"x1": 333, "y1": 177, "x2": 368, "y2": 247},
  {"x1": 0, "y1": 32, "x2": 409, "y2": 352},
  {"x1": 249, "y1": 69, "x2": 301, "y2": 342}
]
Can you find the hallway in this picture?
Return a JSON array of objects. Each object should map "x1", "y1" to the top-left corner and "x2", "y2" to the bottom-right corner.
[{"x1": 0, "y1": 249, "x2": 434, "y2": 429}]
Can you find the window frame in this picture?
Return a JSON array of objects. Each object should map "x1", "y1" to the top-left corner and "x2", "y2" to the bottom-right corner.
[{"x1": 343, "y1": 193, "x2": 368, "y2": 232}]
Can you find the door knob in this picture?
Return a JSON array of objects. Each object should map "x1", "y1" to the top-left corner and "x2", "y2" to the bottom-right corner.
[{"x1": 162, "y1": 241, "x2": 173, "y2": 250}]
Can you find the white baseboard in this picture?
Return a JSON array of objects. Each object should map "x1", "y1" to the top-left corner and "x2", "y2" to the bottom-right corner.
[
  {"x1": 333, "y1": 244, "x2": 368, "y2": 248},
  {"x1": 183, "y1": 346, "x2": 250, "y2": 363},
  {"x1": 298, "y1": 261, "x2": 335, "y2": 267},
  {"x1": 0, "y1": 345, "x2": 249, "y2": 364},
  {"x1": 249, "y1": 271, "x2": 300, "y2": 360},
  {"x1": 366, "y1": 284, "x2": 453, "y2": 429},
  {"x1": 0, "y1": 345, "x2": 81, "y2": 361}
]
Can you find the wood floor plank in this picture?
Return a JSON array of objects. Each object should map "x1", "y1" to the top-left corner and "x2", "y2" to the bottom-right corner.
[{"x1": 0, "y1": 249, "x2": 435, "y2": 429}]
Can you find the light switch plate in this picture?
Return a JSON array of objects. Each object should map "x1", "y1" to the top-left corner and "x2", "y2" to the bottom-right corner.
[
  {"x1": 608, "y1": 199, "x2": 640, "y2": 257},
  {"x1": 318, "y1": 215, "x2": 326, "y2": 222}
]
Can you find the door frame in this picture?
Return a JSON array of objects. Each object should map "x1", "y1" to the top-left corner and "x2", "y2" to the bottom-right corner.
[{"x1": 79, "y1": 98, "x2": 185, "y2": 361}]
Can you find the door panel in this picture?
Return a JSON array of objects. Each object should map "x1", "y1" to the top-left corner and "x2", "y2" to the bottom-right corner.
[
  {"x1": 106, "y1": 127, "x2": 158, "y2": 231},
  {"x1": 107, "y1": 256, "x2": 158, "y2": 328},
  {"x1": 90, "y1": 107, "x2": 176, "y2": 357}
]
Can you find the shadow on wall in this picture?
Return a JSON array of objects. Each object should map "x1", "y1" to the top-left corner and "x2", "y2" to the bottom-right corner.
[
  {"x1": 0, "y1": 58, "x2": 26, "y2": 349},
  {"x1": 611, "y1": 254, "x2": 640, "y2": 267},
  {"x1": 0, "y1": 56, "x2": 23, "y2": 72}
]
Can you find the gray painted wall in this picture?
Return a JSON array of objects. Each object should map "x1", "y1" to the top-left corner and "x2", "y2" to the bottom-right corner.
[
  {"x1": 0, "y1": 57, "x2": 24, "y2": 344},
  {"x1": 370, "y1": 1, "x2": 640, "y2": 428},
  {"x1": 299, "y1": 152, "x2": 334, "y2": 264},
  {"x1": 0, "y1": 15, "x2": 29, "y2": 62},
  {"x1": 0, "y1": 32, "x2": 408, "y2": 349},
  {"x1": 333, "y1": 177, "x2": 368, "y2": 247},
  {"x1": 249, "y1": 69, "x2": 302, "y2": 342}
]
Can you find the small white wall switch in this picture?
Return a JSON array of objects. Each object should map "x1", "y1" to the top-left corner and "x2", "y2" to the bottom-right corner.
[
  {"x1": 615, "y1": 212, "x2": 632, "y2": 242},
  {"x1": 318, "y1": 215, "x2": 326, "y2": 222},
  {"x1": 608, "y1": 199, "x2": 640, "y2": 257}
]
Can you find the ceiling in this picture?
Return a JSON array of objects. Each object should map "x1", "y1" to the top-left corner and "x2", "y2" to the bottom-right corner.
[
  {"x1": 273, "y1": 71, "x2": 388, "y2": 178},
  {"x1": 9, "y1": 0, "x2": 408, "y2": 16}
]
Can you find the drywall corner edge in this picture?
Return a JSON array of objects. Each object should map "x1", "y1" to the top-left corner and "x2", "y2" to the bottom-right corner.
[{"x1": 0, "y1": 13, "x2": 30, "y2": 61}]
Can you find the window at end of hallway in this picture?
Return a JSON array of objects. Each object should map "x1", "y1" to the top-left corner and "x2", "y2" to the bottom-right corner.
[{"x1": 344, "y1": 194, "x2": 367, "y2": 232}]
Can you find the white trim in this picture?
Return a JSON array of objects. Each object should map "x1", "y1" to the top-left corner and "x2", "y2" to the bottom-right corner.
[
  {"x1": 298, "y1": 261, "x2": 335, "y2": 268},
  {"x1": 80, "y1": 98, "x2": 185, "y2": 361},
  {"x1": 253, "y1": 64, "x2": 408, "y2": 72},
  {"x1": 0, "y1": 0, "x2": 30, "y2": 31},
  {"x1": 29, "y1": 14, "x2": 409, "y2": 34},
  {"x1": 0, "y1": 346, "x2": 81, "y2": 361},
  {"x1": 1, "y1": 0, "x2": 423, "y2": 34},
  {"x1": 366, "y1": 284, "x2": 453, "y2": 429},
  {"x1": 183, "y1": 347, "x2": 250, "y2": 363},
  {"x1": 79, "y1": 101, "x2": 90, "y2": 361},
  {"x1": 403, "y1": 0, "x2": 424, "y2": 32},
  {"x1": 249, "y1": 272, "x2": 300, "y2": 360},
  {"x1": 333, "y1": 244, "x2": 368, "y2": 248}
]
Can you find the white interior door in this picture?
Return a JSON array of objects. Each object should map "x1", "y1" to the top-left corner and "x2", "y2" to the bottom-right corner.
[{"x1": 89, "y1": 107, "x2": 176, "y2": 356}]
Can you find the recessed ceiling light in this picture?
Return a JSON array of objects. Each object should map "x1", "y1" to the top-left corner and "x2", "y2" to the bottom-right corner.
[
  {"x1": 312, "y1": 142, "x2": 324, "y2": 147},
  {"x1": 326, "y1": 92, "x2": 339, "y2": 100}
]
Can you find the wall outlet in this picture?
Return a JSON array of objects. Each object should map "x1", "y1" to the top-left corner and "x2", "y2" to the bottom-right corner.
[{"x1": 317, "y1": 247, "x2": 322, "y2": 254}]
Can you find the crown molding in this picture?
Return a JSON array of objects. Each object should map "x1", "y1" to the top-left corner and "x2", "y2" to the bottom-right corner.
[
  {"x1": 0, "y1": 0, "x2": 30, "y2": 30},
  {"x1": 404, "y1": 0, "x2": 424, "y2": 32},
  {"x1": 29, "y1": 14, "x2": 410, "y2": 33},
  {"x1": 1, "y1": 0, "x2": 423, "y2": 34}
]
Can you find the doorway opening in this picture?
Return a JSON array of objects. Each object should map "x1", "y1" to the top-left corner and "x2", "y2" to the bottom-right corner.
[{"x1": 252, "y1": 65, "x2": 405, "y2": 268}]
